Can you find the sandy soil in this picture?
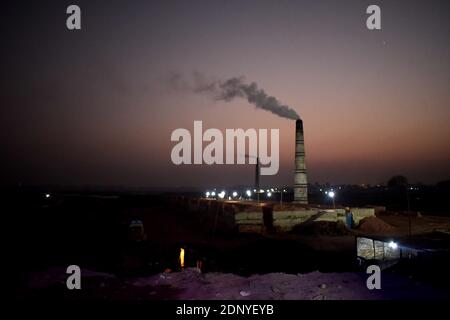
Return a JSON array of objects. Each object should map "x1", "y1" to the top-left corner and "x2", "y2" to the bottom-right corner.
[
  {"x1": 377, "y1": 213, "x2": 450, "y2": 236},
  {"x1": 131, "y1": 267, "x2": 450, "y2": 300},
  {"x1": 24, "y1": 266, "x2": 450, "y2": 300}
]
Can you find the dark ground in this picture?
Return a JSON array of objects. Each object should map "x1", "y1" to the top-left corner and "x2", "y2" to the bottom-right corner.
[{"x1": 4, "y1": 187, "x2": 450, "y2": 300}]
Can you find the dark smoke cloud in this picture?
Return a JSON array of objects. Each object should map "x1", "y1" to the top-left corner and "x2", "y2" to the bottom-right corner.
[{"x1": 167, "y1": 72, "x2": 300, "y2": 120}]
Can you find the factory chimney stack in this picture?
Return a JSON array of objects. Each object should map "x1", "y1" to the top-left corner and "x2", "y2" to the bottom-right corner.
[{"x1": 294, "y1": 119, "x2": 308, "y2": 204}]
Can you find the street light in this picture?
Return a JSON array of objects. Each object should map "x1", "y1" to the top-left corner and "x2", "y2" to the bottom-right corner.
[
  {"x1": 246, "y1": 190, "x2": 252, "y2": 198},
  {"x1": 232, "y1": 191, "x2": 238, "y2": 198},
  {"x1": 218, "y1": 191, "x2": 226, "y2": 199},
  {"x1": 328, "y1": 191, "x2": 335, "y2": 208},
  {"x1": 388, "y1": 241, "x2": 398, "y2": 249}
]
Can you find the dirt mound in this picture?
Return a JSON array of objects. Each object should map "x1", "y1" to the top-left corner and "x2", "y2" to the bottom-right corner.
[
  {"x1": 291, "y1": 221, "x2": 351, "y2": 236},
  {"x1": 358, "y1": 216, "x2": 396, "y2": 233}
]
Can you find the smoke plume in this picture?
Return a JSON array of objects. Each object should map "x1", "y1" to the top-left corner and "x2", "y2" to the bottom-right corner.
[{"x1": 168, "y1": 72, "x2": 300, "y2": 120}]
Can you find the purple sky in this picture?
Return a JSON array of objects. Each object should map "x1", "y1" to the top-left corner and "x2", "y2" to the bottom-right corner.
[{"x1": 2, "y1": 0, "x2": 450, "y2": 188}]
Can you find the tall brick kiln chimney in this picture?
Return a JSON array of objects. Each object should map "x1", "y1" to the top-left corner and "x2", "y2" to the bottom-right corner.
[{"x1": 294, "y1": 119, "x2": 308, "y2": 203}]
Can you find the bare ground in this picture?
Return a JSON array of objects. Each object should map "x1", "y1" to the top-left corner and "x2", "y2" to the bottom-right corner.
[{"x1": 24, "y1": 266, "x2": 450, "y2": 300}]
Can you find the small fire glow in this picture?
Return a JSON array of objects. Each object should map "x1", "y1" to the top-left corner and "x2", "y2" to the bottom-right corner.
[{"x1": 179, "y1": 248, "x2": 185, "y2": 269}]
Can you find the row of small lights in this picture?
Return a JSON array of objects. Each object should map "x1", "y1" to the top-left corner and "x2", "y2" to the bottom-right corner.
[
  {"x1": 319, "y1": 187, "x2": 342, "y2": 191},
  {"x1": 205, "y1": 188, "x2": 288, "y2": 199}
]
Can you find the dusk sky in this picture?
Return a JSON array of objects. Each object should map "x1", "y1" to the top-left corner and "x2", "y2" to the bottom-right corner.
[{"x1": 2, "y1": 0, "x2": 450, "y2": 189}]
